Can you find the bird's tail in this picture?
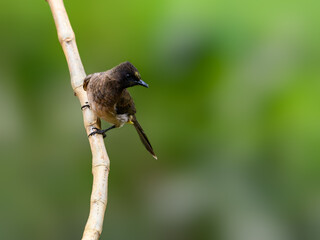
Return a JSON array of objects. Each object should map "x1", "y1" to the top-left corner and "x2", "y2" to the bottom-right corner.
[{"x1": 132, "y1": 116, "x2": 157, "y2": 160}]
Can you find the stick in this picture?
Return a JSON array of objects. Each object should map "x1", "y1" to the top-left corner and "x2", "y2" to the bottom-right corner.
[{"x1": 47, "y1": 1, "x2": 110, "y2": 239}]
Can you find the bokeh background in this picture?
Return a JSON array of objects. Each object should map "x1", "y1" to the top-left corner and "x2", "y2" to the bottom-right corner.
[{"x1": 1, "y1": 0, "x2": 320, "y2": 239}]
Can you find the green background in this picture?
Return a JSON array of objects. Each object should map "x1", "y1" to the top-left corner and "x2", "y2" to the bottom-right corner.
[{"x1": 0, "y1": 0, "x2": 320, "y2": 239}]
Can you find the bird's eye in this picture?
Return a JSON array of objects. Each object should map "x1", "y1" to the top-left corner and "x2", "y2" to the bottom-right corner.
[{"x1": 126, "y1": 73, "x2": 131, "y2": 78}]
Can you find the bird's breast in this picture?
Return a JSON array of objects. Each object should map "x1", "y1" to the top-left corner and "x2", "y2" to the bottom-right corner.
[
  {"x1": 87, "y1": 93, "x2": 117, "y2": 127},
  {"x1": 92, "y1": 102, "x2": 119, "y2": 125}
]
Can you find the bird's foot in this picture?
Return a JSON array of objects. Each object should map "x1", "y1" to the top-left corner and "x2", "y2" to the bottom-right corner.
[
  {"x1": 81, "y1": 102, "x2": 90, "y2": 110},
  {"x1": 88, "y1": 127, "x2": 107, "y2": 138}
]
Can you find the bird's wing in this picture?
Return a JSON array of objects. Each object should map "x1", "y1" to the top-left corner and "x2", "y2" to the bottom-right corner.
[
  {"x1": 115, "y1": 90, "x2": 136, "y2": 115},
  {"x1": 83, "y1": 72, "x2": 109, "y2": 91},
  {"x1": 83, "y1": 74, "x2": 93, "y2": 91}
]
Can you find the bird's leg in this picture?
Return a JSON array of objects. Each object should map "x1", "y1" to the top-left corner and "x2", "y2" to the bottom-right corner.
[
  {"x1": 81, "y1": 102, "x2": 90, "y2": 110},
  {"x1": 88, "y1": 125, "x2": 116, "y2": 138}
]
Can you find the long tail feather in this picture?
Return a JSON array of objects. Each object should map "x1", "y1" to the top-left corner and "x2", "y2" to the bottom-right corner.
[{"x1": 132, "y1": 116, "x2": 157, "y2": 160}]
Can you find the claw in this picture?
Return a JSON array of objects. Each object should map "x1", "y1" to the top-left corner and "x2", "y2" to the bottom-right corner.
[
  {"x1": 88, "y1": 125, "x2": 116, "y2": 138},
  {"x1": 81, "y1": 104, "x2": 90, "y2": 110},
  {"x1": 88, "y1": 127, "x2": 107, "y2": 138}
]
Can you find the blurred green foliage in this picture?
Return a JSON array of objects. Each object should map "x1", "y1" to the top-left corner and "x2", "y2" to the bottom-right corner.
[{"x1": 0, "y1": 0, "x2": 320, "y2": 239}]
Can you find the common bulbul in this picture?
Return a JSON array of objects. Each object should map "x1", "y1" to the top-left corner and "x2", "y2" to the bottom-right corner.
[{"x1": 82, "y1": 61, "x2": 157, "y2": 159}]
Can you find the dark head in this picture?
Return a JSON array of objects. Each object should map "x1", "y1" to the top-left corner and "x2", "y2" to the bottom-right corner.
[{"x1": 112, "y1": 61, "x2": 149, "y2": 89}]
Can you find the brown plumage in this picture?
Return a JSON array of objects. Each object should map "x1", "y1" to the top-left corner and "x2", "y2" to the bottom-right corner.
[{"x1": 83, "y1": 61, "x2": 157, "y2": 159}]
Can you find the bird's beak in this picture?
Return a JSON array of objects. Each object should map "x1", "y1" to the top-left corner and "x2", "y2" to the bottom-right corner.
[{"x1": 137, "y1": 79, "x2": 149, "y2": 88}]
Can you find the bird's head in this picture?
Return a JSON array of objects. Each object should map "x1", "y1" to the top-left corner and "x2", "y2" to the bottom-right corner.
[{"x1": 112, "y1": 61, "x2": 149, "y2": 89}]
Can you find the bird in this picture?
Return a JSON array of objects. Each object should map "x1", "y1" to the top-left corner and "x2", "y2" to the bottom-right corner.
[{"x1": 82, "y1": 61, "x2": 157, "y2": 160}]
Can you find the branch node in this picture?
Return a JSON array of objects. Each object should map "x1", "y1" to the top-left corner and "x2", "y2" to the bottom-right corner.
[
  {"x1": 59, "y1": 34, "x2": 74, "y2": 44},
  {"x1": 92, "y1": 164, "x2": 110, "y2": 171},
  {"x1": 92, "y1": 198, "x2": 107, "y2": 207}
]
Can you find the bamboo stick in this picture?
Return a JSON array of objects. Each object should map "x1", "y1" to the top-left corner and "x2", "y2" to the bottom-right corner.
[{"x1": 47, "y1": 1, "x2": 110, "y2": 239}]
